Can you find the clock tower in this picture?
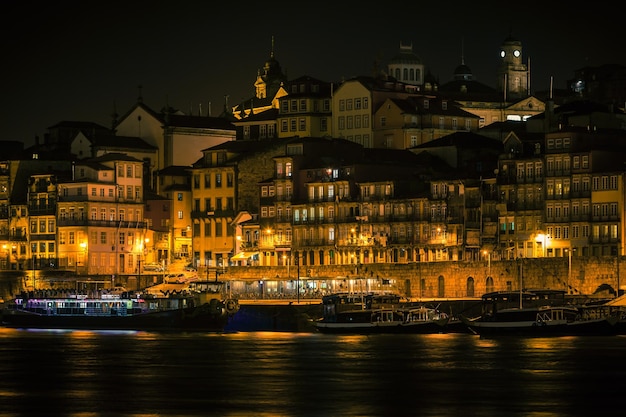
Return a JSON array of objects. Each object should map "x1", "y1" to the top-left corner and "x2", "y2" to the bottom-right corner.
[{"x1": 497, "y1": 35, "x2": 529, "y2": 99}]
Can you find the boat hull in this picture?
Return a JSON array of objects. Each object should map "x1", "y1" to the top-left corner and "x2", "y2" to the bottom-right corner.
[
  {"x1": 314, "y1": 307, "x2": 449, "y2": 334},
  {"x1": 314, "y1": 320, "x2": 448, "y2": 334},
  {"x1": 2, "y1": 282, "x2": 239, "y2": 332},
  {"x1": 1, "y1": 302, "x2": 232, "y2": 332},
  {"x1": 459, "y1": 315, "x2": 618, "y2": 337}
]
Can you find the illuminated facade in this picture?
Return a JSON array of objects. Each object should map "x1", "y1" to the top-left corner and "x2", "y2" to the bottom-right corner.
[
  {"x1": 56, "y1": 154, "x2": 147, "y2": 278},
  {"x1": 372, "y1": 96, "x2": 481, "y2": 148},
  {"x1": 276, "y1": 75, "x2": 333, "y2": 139}
]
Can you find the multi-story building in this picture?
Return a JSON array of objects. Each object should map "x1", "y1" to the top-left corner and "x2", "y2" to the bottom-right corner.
[
  {"x1": 495, "y1": 130, "x2": 545, "y2": 259},
  {"x1": 7, "y1": 33, "x2": 626, "y2": 302},
  {"x1": 373, "y1": 95, "x2": 481, "y2": 148},
  {"x1": 1, "y1": 159, "x2": 72, "y2": 273},
  {"x1": 0, "y1": 163, "x2": 11, "y2": 270},
  {"x1": 28, "y1": 174, "x2": 63, "y2": 272},
  {"x1": 259, "y1": 137, "x2": 451, "y2": 269},
  {"x1": 567, "y1": 64, "x2": 626, "y2": 107},
  {"x1": 277, "y1": 75, "x2": 334, "y2": 139},
  {"x1": 114, "y1": 99, "x2": 236, "y2": 190},
  {"x1": 154, "y1": 166, "x2": 191, "y2": 266},
  {"x1": 189, "y1": 139, "x2": 292, "y2": 270},
  {"x1": 544, "y1": 128, "x2": 626, "y2": 258},
  {"x1": 332, "y1": 75, "x2": 414, "y2": 148},
  {"x1": 56, "y1": 153, "x2": 147, "y2": 283},
  {"x1": 143, "y1": 191, "x2": 172, "y2": 268}
]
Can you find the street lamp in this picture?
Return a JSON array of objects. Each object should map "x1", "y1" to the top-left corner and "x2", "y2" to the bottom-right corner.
[
  {"x1": 567, "y1": 247, "x2": 572, "y2": 295},
  {"x1": 138, "y1": 238, "x2": 149, "y2": 287},
  {"x1": 265, "y1": 228, "x2": 273, "y2": 266},
  {"x1": 76, "y1": 242, "x2": 87, "y2": 275},
  {"x1": 283, "y1": 254, "x2": 290, "y2": 279},
  {"x1": 483, "y1": 250, "x2": 491, "y2": 276},
  {"x1": 144, "y1": 238, "x2": 150, "y2": 264},
  {"x1": 295, "y1": 253, "x2": 300, "y2": 304},
  {"x1": 536, "y1": 233, "x2": 549, "y2": 257}
]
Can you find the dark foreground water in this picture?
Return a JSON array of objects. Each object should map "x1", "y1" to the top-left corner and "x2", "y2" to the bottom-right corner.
[{"x1": 1, "y1": 328, "x2": 624, "y2": 417}]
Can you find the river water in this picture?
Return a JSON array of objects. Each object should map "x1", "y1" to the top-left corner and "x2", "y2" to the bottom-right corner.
[{"x1": 0, "y1": 328, "x2": 624, "y2": 417}]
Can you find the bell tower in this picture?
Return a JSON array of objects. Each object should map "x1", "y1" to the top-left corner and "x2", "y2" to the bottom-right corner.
[{"x1": 497, "y1": 35, "x2": 529, "y2": 100}]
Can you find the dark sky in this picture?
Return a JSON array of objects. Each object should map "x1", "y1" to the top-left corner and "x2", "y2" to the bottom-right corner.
[{"x1": 3, "y1": 1, "x2": 625, "y2": 145}]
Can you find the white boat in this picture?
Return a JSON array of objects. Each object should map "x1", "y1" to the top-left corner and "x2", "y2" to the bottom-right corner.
[{"x1": 1, "y1": 281, "x2": 239, "y2": 332}]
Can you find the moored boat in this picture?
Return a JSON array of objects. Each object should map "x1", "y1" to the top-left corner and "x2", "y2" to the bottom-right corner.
[
  {"x1": 314, "y1": 292, "x2": 450, "y2": 334},
  {"x1": 459, "y1": 290, "x2": 618, "y2": 336},
  {"x1": 1, "y1": 280, "x2": 239, "y2": 332},
  {"x1": 591, "y1": 294, "x2": 626, "y2": 334}
]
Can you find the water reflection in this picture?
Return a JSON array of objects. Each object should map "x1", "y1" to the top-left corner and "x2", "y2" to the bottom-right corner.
[{"x1": 0, "y1": 328, "x2": 625, "y2": 416}]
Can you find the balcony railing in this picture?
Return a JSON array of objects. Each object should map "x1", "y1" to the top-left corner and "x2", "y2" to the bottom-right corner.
[{"x1": 57, "y1": 219, "x2": 148, "y2": 228}]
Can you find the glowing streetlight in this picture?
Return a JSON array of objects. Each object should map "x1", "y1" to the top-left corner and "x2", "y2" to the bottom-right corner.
[
  {"x1": 483, "y1": 250, "x2": 491, "y2": 276},
  {"x1": 565, "y1": 247, "x2": 575, "y2": 295},
  {"x1": 536, "y1": 233, "x2": 549, "y2": 257},
  {"x1": 567, "y1": 247, "x2": 572, "y2": 294},
  {"x1": 77, "y1": 242, "x2": 87, "y2": 275},
  {"x1": 283, "y1": 254, "x2": 290, "y2": 280}
]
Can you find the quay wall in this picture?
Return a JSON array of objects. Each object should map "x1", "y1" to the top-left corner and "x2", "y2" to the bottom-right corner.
[
  {"x1": 220, "y1": 257, "x2": 622, "y2": 299},
  {"x1": 0, "y1": 257, "x2": 622, "y2": 301}
]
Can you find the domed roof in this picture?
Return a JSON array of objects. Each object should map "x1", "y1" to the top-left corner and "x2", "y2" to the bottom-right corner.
[
  {"x1": 453, "y1": 63, "x2": 473, "y2": 81},
  {"x1": 389, "y1": 42, "x2": 422, "y2": 65},
  {"x1": 262, "y1": 53, "x2": 283, "y2": 78},
  {"x1": 502, "y1": 34, "x2": 522, "y2": 47}
]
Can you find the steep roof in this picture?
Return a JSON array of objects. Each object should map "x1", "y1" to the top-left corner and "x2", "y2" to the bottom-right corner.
[
  {"x1": 413, "y1": 131, "x2": 503, "y2": 150},
  {"x1": 166, "y1": 114, "x2": 236, "y2": 130},
  {"x1": 93, "y1": 135, "x2": 157, "y2": 151}
]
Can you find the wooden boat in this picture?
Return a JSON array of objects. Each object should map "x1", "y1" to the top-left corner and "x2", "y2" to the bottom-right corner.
[
  {"x1": 318, "y1": 292, "x2": 407, "y2": 311},
  {"x1": 1, "y1": 281, "x2": 239, "y2": 332},
  {"x1": 314, "y1": 293, "x2": 449, "y2": 334},
  {"x1": 590, "y1": 294, "x2": 626, "y2": 334},
  {"x1": 459, "y1": 290, "x2": 618, "y2": 336}
]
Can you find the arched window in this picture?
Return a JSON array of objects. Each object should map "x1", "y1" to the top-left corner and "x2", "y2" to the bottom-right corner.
[
  {"x1": 437, "y1": 275, "x2": 445, "y2": 298},
  {"x1": 466, "y1": 277, "x2": 475, "y2": 297},
  {"x1": 486, "y1": 276, "x2": 494, "y2": 293}
]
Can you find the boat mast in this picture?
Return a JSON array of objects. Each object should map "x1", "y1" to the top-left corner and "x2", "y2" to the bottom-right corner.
[{"x1": 519, "y1": 260, "x2": 523, "y2": 309}]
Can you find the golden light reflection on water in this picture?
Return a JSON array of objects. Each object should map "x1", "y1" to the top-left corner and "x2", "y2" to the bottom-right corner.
[{"x1": 1, "y1": 329, "x2": 624, "y2": 416}]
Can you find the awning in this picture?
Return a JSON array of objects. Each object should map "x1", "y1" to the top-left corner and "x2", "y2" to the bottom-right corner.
[{"x1": 231, "y1": 251, "x2": 259, "y2": 260}]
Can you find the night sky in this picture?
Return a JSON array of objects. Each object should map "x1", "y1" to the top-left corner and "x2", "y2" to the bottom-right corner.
[{"x1": 3, "y1": 1, "x2": 624, "y2": 145}]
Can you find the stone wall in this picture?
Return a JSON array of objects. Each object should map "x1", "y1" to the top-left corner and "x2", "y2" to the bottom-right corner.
[
  {"x1": 219, "y1": 256, "x2": 622, "y2": 298},
  {"x1": 1, "y1": 257, "x2": 622, "y2": 301}
]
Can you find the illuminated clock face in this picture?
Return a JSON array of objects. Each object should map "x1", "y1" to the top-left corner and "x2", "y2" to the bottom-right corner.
[
  {"x1": 513, "y1": 49, "x2": 521, "y2": 57},
  {"x1": 500, "y1": 50, "x2": 506, "y2": 58}
]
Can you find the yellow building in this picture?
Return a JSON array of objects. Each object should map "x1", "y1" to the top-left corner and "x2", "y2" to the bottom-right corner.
[{"x1": 57, "y1": 153, "x2": 147, "y2": 281}]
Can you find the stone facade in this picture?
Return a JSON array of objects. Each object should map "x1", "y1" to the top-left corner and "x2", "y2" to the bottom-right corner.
[
  {"x1": 0, "y1": 257, "x2": 620, "y2": 302},
  {"x1": 220, "y1": 257, "x2": 621, "y2": 299}
]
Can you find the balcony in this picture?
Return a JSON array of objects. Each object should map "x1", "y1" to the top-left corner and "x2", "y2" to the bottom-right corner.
[
  {"x1": 191, "y1": 208, "x2": 235, "y2": 219},
  {"x1": 9, "y1": 231, "x2": 28, "y2": 241},
  {"x1": 30, "y1": 233, "x2": 56, "y2": 241},
  {"x1": 57, "y1": 219, "x2": 148, "y2": 228},
  {"x1": 28, "y1": 205, "x2": 56, "y2": 215}
]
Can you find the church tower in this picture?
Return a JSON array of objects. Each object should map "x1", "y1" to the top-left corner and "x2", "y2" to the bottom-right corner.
[
  {"x1": 496, "y1": 34, "x2": 529, "y2": 100},
  {"x1": 254, "y1": 36, "x2": 287, "y2": 99}
]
